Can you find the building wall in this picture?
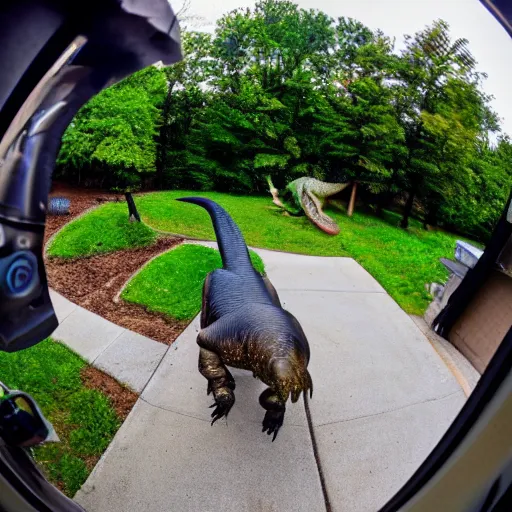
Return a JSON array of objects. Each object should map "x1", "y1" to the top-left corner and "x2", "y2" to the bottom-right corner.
[{"x1": 449, "y1": 269, "x2": 512, "y2": 374}]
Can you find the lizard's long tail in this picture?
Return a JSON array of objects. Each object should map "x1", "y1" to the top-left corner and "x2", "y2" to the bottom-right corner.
[{"x1": 176, "y1": 197, "x2": 253, "y2": 274}]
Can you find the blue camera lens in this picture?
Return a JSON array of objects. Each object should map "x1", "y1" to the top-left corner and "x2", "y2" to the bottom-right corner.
[{"x1": 5, "y1": 253, "x2": 37, "y2": 295}]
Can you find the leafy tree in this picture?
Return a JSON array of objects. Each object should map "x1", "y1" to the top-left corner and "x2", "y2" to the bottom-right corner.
[
  {"x1": 58, "y1": 1, "x2": 511, "y2": 240},
  {"x1": 156, "y1": 30, "x2": 214, "y2": 188},
  {"x1": 393, "y1": 19, "x2": 499, "y2": 227},
  {"x1": 309, "y1": 21, "x2": 406, "y2": 190},
  {"x1": 57, "y1": 66, "x2": 167, "y2": 190},
  {"x1": 439, "y1": 136, "x2": 512, "y2": 241}
]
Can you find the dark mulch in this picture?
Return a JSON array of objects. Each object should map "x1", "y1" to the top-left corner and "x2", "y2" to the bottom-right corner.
[
  {"x1": 45, "y1": 183, "x2": 189, "y2": 344},
  {"x1": 81, "y1": 366, "x2": 138, "y2": 421},
  {"x1": 46, "y1": 238, "x2": 188, "y2": 344}
]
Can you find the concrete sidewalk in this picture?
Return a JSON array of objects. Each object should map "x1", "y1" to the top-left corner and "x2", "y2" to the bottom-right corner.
[
  {"x1": 51, "y1": 248, "x2": 466, "y2": 512},
  {"x1": 50, "y1": 290, "x2": 167, "y2": 393}
]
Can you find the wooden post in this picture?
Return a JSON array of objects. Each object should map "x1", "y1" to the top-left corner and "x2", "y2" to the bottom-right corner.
[
  {"x1": 125, "y1": 192, "x2": 141, "y2": 222},
  {"x1": 347, "y1": 181, "x2": 358, "y2": 217}
]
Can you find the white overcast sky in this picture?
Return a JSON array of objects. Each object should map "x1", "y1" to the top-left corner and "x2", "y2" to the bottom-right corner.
[{"x1": 180, "y1": 0, "x2": 512, "y2": 136}]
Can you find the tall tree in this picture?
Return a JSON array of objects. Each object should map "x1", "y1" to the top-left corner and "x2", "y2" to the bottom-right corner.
[
  {"x1": 57, "y1": 66, "x2": 167, "y2": 190},
  {"x1": 156, "y1": 31, "x2": 213, "y2": 187},
  {"x1": 394, "y1": 19, "x2": 493, "y2": 227}
]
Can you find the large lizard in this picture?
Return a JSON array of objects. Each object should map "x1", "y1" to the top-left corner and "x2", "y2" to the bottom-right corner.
[{"x1": 177, "y1": 197, "x2": 313, "y2": 441}]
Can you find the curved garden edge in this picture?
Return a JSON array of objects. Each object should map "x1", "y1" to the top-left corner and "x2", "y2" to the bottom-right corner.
[
  {"x1": 46, "y1": 237, "x2": 188, "y2": 345},
  {"x1": 113, "y1": 240, "x2": 189, "y2": 303},
  {"x1": 44, "y1": 203, "x2": 103, "y2": 255}
]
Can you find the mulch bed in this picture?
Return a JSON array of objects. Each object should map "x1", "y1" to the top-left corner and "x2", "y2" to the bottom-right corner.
[
  {"x1": 45, "y1": 183, "x2": 189, "y2": 345},
  {"x1": 46, "y1": 238, "x2": 188, "y2": 344}
]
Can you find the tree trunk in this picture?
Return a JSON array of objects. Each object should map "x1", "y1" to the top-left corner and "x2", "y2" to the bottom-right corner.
[
  {"x1": 348, "y1": 182, "x2": 358, "y2": 217},
  {"x1": 424, "y1": 205, "x2": 438, "y2": 230},
  {"x1": 376, "y1": 191, "x2": 392, "y2": 217},
  {"x1": 125, "y1": 192, "x2": 141, "y2": 222},
  {"x1": 401, "y1": 190, "x2": 415, "y2": 228},
  {"x1": 156, "y1": 81, "x2": 176, "y2": 189}
]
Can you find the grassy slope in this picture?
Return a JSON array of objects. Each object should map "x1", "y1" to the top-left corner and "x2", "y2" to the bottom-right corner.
[
  {"x1": 49, "y1": 190, "x2": 474, "y2": 315},
  {"x1": 47, "y1": 202, "x2": 156, "y2": 258},
  {"x1": 122, "y1": 244, "x2": 265, "y2": 321},
  {"x1": 135, "y1": 191, "x2": 467, "y2": 315},
  {"x1": 0, "y1": 339, "x2": 120, "y2": 496}
]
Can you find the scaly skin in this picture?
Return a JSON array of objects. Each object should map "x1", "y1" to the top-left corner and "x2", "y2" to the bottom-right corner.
[
  {"x1": 267, "y1": 176, "x2": 350, "y2": 235},
  {"x1": 177, "y1": 197, "x2": 313, "y2": 441}
]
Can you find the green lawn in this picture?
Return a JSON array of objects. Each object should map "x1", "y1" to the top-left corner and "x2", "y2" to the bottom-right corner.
[
  {"x1": 122, "y1": 244, "x2": 265, "y2": 321},
  {"x1": 0, "y1": 339, "x2": 121, "y2": 496},
  {"x1": 47, "y1": 202, "x2": 156, "y2": 258},
  {"x1": 49, "y1": 190, "x2": 474, "y2": 315},
  {"x1": 136, "y1": 191, "x2": 469, "y2": 315}
]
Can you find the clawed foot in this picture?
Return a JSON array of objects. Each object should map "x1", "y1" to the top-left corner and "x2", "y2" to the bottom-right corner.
[
  {"x1": 209, "y1": 391, "x2": 235, "y2": 425},
  {"x1": 262, "y1": 410, "x2": 284, "y2": 442}
]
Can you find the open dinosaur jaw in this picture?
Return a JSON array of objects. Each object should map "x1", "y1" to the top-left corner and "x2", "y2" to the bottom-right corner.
[
  {"x1": 300, "y1": 190, "x2": 341, "y2": 236},
  {"x1": 304, "y1": 209, "x2": 341, "y2": 235}
]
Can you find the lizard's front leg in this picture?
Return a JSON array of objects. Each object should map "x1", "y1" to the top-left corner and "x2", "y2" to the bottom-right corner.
[
  {"x1": 199, "y1": 347, "x2": 235, "y2": 424},
  {"x1": 259, "y1": 388, "x2": 286, "y2": 442}
]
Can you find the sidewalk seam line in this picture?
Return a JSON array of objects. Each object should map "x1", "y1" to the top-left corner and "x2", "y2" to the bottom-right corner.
[
  {"x1": 52, "y1": 295, "x2": 77, "y2": 323},
  {"x1": 138, "y1": 396, "x2": 306, "y2": 427},
  {"x1": 136, "y1": 317, "x2": 200, "y2": 397},
  {"x1": 139, "y1": 396, "x2": 212, "y2": 423},
  {"x1": 92, "y1": 327, "x2": 127, "y2": 365},
  {"x1": 304, "y1": 394, "x2": 332, "y2": 512},
  {"x1": 57, "y1": 309, "x2": 76, "y2": 323},
  {"x1": 314, "y1": 390, "x2": 461, "y2": 429}
]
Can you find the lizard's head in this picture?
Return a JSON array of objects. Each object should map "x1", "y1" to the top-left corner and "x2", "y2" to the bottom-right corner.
[{"x1": 270, "y1": 357, "x2": 313, "y2": 403}]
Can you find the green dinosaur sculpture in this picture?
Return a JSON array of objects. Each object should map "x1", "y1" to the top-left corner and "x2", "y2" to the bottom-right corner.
[
  {"x1": 267, "y1": 176, "x2": 350, "y2": 235},
  {"x1": 177, "y1": 197, "x2": 313, "y2": 441}
]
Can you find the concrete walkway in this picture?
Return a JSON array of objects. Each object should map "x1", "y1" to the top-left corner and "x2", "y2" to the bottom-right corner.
[
  {"x1": 50, "y1": 290, "x2": 167, "y2": 393},
  {"x1": 50, "y1": 247, "x2": 467, "y2": 512}
]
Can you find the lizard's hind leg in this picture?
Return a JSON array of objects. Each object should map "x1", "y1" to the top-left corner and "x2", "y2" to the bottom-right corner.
[
  {"x1": 199, "y1": 347, "x2": 235, "y2": 424},
  {"x1": 259, "y1": 388, "x2": 286, "y2": 442}
]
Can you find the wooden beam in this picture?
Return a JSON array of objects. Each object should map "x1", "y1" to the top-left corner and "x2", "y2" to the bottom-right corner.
[{"x1": 347, "y1": 181, "x2": 358, "y2": 217}]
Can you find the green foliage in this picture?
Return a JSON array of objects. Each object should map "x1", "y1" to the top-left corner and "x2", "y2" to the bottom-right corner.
[
  {"x1": 254, "y1": 153, "x2": 290, "y2": 169},
  {"x1": 390, "y1": 19, "x2": 505, "y2": 231},
  {"x1": 0, "y1": 339, "x2": 121, "y2": 496},
  {"x1": 68, "y1": 389, "x2": 120, "y2": 456},
  {"x1": 121, "y1": 244, "x2": 265, "y2": 321},
  {"x1": 59, "y1": 0, "x2": 511, "y2": 239},
  {"x1": 47, "y1": 202, "x2": 157, "y2": 258},
  {"x1": 438, "y1": 136, "x2": 512, "y2": 240},
  {"x1": 57, "y1": 66, "x2": 167, "y2": 190}
]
